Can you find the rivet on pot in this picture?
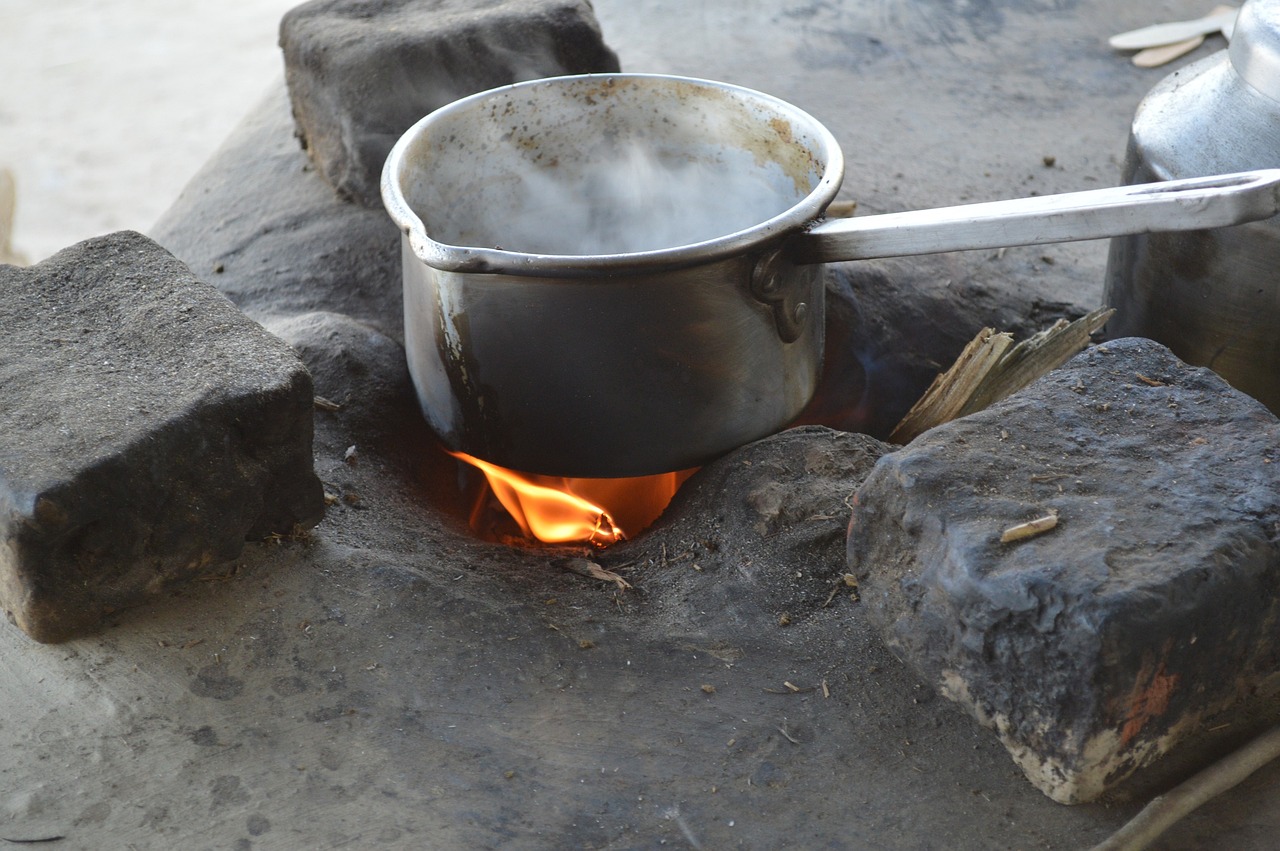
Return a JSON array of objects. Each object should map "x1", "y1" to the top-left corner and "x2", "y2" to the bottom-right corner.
[{"x1": 750, "y1": 248, "x2": 808, "y2": 344}]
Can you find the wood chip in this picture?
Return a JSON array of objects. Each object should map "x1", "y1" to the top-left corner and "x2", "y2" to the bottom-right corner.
[
  {"x1": 825, "y1": 199, "x2": 857, "y2": 217},
  {"x1": 1000, "y1": 512, "x2": 1059, "y2": 544},
  {"x1": 313, "y1": 395, "x2": 342, "y2": 412},
  {"x1": 891, "y1": 307, "x2": 1114, "y2": 444}
]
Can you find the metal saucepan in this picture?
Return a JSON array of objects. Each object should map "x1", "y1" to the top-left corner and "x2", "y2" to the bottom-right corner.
[{"x1": 382, "y1": 73, "x2": 1280, "y2": 477}]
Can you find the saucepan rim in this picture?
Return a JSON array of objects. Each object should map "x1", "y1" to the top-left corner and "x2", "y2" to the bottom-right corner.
[{"x1": 380, "y1": 72, "x2": 846, "y2": 278}]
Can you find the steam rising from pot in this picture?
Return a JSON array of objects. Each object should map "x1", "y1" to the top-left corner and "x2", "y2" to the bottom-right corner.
[
  {"x1": 497, "y1": 143, "x2": 794, "y2": 255},
  {"x1": 400, "y1": 79, "x2": 824, "y2": 258},
  {"x1": 421, "y1": 140, "x2": 800, "y2": 256}
]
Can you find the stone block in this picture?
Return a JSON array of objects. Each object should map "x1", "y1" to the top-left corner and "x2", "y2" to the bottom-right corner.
[
  {"x1": 0, "y1": 232, "x2": 325, "y2": 642},
  {"x1": 846, "y1": 337, "x2": 1280, "y2": 803},
  {"x1": 279, "y1": 0, "x2": 621, "y2": 206}
]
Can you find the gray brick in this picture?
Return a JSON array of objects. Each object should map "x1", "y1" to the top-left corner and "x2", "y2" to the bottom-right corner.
[
  {"x1": 280, "y1": 0, "x2": 621, "y2": 206},
  {"x1": 0, "y1": 232, "x2": 324, "y2": 642}
]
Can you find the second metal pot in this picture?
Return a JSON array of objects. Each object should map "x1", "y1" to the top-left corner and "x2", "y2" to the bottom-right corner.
[
  {"x1": 1106, "y1": 0, "x2": 1280, "y2": 415},
  {"x1": 383, "y1": 73, "x2": 1280, "y2": 477}
]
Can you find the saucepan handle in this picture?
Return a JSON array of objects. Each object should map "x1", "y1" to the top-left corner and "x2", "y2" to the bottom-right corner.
[{"x1": 786, "y1": 169, "x2": 1280, "y2": 265}]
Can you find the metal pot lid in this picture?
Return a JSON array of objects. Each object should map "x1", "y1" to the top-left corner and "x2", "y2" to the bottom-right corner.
[{"x1": 1230, "y1": 0, "x2": 1280, "y2": 101}]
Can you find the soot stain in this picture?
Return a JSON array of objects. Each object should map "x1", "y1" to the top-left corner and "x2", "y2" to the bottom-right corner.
[
  {"x1": 211, "y1": 775, "x2": 250, "y2": 810},
  {"x1": 191, "y1": 665, "x2": 245, "y2": 700},
  {"x1": 191, "y1": 725, "x2": 220, "y2": 746},
  {"x1": 272, "y1": 675, "x2": 310, "y2": 697}
]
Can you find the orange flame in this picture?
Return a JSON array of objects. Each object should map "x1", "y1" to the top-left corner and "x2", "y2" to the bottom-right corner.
[{"x1": 452, "y1": 451, "x2": 694, "y2": 547}]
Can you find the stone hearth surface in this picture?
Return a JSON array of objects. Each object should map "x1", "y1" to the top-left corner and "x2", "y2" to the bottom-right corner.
[{"x1": 3, "y1": 1, "x2": 1279, "y2": 849}]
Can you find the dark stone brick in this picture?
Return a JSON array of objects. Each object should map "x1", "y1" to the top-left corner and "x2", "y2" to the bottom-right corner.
[
  {"x1": 846, "y1": 337, "x2": 1280, "y2": 802},
  {"x1": 0, "y1": 232, "x2": 324, "y2": 642},
  {"x1": 279, "y1": 0, "x2": 621, "y2": 206}
]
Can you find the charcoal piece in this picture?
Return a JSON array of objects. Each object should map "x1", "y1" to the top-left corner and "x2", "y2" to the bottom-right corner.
[
  {"x1": 846, "y1": 337, "x2": 1280, "y2": 803},
  {"x1": 0, "y1": 232, "x2": 324, "y2": 643},
  {"x1": 279, "y1": 0, "x2": 621, "y2": 206}
]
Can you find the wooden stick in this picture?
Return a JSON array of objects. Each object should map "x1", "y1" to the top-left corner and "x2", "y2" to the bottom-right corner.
[
  {"x1": 889, "y1": 328, "x2": 1012, "y2": 444},
  {"x1": 1090, "y1": 725, "x2": 1280, "y2": 851},
  {"x1": 890, "y1": 307, "x2": 1113, "y2": 444}
]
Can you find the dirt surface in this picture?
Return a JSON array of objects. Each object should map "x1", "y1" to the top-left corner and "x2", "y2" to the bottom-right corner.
[
  {"x1": 3, "y1": 1, "x2": 1278, "y2": 848},
  {"x1": 0, "y1": 0, "x2": 297, "y2": 263}
]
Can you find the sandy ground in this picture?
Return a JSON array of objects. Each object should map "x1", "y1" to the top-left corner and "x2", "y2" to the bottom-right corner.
[
  {"x1": 5, "y1": 1, "x2": 1279, "y2": 847},
  {"x1": 0, "y1": 1, "x2": 298, "y2": 264}
]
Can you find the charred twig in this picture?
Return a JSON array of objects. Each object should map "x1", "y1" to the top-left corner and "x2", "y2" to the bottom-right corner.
[
  {"x1": 763, "y1": 682, "x2": 817, "y2": 695},
  {"x1": 1, "y1": 836, "x2": 67, "y2": 844}
]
